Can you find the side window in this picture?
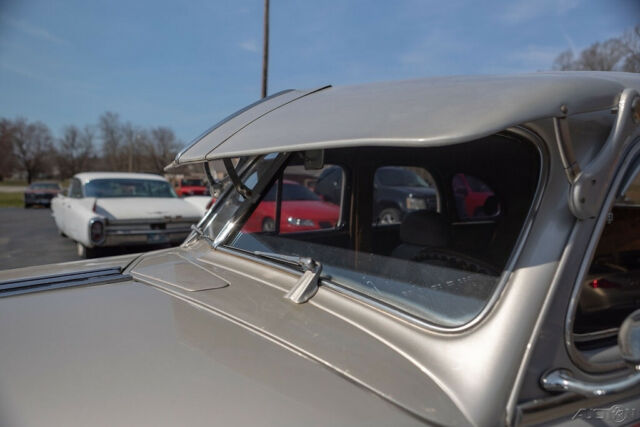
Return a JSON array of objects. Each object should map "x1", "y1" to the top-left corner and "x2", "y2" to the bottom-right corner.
[
  {"x1": 243, "y1": 164, "x2": 345, "y2": 234},
  {"x1": 452, "y1": 173, "x2": 500, "y2": 221},
  {"x1": 373, "y1": 166, "x2": 438, "y2": 225},
  {"x1": 572, "y1": 167, "x2": 640, "y2": 361},
  {"x1": 69, "y1": 179, "x2": 82, "y2": 198}
]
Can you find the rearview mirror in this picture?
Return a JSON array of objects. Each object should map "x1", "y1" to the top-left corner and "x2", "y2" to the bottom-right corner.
[{"x1": 304, "y1": 150, "x2": 324, "y2": 170}]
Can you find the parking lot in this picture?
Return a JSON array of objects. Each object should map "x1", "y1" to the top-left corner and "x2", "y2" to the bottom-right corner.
[{"x1": 0, "y1": 207, "x2": 152, "y2": 270}]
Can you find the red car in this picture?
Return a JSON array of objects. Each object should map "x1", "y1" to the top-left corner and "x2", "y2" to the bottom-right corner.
[
  {"x1": 243, "y1": 181, "x2": 340, "y2": 233},
  {"x1": 452, "y1": 173, "x2": 498, "y2": 219},
  {"x1": 174, "y1": 178, "x2": 208, "y2": 197}
]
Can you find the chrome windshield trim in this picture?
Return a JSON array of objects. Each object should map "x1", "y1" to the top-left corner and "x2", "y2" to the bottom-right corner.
[{"x1": 173, "y1": 89, "x2": 295, "y2": 165}]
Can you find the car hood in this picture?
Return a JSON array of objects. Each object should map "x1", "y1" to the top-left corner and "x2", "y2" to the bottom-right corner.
[
  {"x1": 0, "y1": 247, "x2": 467, "y2": 426},
  {"x1": 95, "y1": 197, "x2": 201, "y2": 221}
]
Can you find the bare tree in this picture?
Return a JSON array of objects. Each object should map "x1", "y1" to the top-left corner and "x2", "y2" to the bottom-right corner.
[
  {"x1": 144, "y1": 127, "x2": 181, "y2": 174},
  {"x1": 99, "y1": 112, "x2": 123, "y2": 170},
  {"x1": 620, "y1": 26, "x2": 640, "y2": 72},
  {"x1": 57, "y1": 125, "x2": 95, "y2": 178},
  {"x1": 553, "y1": 25, "x2": 640, "y2": 72},
  {"x1": 5, "y1": 118, "x2": 54, "y2": 183},
  {"x1": 0, "y1": 119, "x2": 17, "y2": 180}
]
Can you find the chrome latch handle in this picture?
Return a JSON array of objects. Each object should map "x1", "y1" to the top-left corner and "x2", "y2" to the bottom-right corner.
[
  {"x1": 542, "y1": 309, "x2": 640, "y2": 397},
  {"x1": 541, "y1": 367, "x2": 640, "y2": 397}
]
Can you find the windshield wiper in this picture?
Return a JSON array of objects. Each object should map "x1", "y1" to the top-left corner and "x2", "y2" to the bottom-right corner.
[{"x1": 253, "y1": 251, "x2": 322, "y2": 304}]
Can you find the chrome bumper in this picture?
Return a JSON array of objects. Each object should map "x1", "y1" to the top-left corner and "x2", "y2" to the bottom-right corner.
[{"x1": 101, "y1": 225, "x2": 194, "y2": 247}]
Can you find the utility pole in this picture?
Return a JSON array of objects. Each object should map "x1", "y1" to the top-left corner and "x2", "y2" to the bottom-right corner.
[{"x1": 261, "y1": 0, "x2": 269, "y2": 98}]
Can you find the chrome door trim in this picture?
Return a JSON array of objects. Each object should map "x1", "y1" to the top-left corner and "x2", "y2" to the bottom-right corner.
[{"x1": 0, "y1": 267, "x2": 130, "y2": 298}]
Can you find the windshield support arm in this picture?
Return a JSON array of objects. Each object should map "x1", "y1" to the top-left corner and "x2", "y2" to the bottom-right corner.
[
  {"x1": 223, "y1": 158, "x2": 252, "y2": 198},
  {"x1": 254, "y1": 251, "x2": 322, "y2": 303},
  {"x1": 203, "y1": 162, "x2": 216, "y2": 195},
  {"x1": 284, "y1": 258, "x2": 322, "y2": 303}
]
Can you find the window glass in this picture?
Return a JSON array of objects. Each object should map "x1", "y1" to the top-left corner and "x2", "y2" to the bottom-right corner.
[
  {"x1": 573, "y1": 169, "x2": 640, "y2": 350},
  {"x1": 373, "y1": 166, "x2": 438, "y2": 225},
  {"x1": 70, "y1": 179, "x2": 82, "y2": 198},
  {"x1": 84, "y1": 179, "x2": 177, "y2": 198},
  {"x1": 452, "y1": 173, "x2": 500, "y2": 221},
  {"x1": 243, "y1": 164, "x2": 343, "y2": 234},
  {"x1": 205, "y1": 139, "x2": 539, "y2": 327}
]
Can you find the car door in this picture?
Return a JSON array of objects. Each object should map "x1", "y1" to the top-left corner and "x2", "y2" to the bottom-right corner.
[{"x1": 516, "y1": 146, "x2": 640, "y2": 426}]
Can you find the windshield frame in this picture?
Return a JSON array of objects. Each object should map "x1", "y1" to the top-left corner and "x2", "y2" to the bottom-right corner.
[{"x1": 197, "y1": 128, "x2": 547, "y2": 333}]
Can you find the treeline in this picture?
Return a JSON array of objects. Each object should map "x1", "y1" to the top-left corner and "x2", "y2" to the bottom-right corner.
[
  {"x1": 0, "y1": 112, "x2": 184, "y2": 183},
  {"x1": 553, "y1": 25, "x2": 640, "y2": 72}
]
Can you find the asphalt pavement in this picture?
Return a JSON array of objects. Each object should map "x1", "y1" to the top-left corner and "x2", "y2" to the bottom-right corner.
[{"x1": 0, "y1": 207, "x2": 155, "y2": 271}]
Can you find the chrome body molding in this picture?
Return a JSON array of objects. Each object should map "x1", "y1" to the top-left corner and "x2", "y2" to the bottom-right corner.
[{"x1": 0, "y1": 267, "x2": 130, "y2": 298}]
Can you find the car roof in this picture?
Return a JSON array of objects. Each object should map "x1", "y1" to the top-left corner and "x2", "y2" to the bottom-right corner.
[
  {"x1": 169, "y1": 72, "x2": 640, "y2": 168},
  {"x1": 74, "y1": 172, "x2": 168, "y2": 184}
]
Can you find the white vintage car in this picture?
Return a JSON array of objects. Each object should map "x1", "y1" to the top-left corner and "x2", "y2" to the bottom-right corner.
[{"x1": 51, "y1": 172, "x2": 202, "y2": 257}]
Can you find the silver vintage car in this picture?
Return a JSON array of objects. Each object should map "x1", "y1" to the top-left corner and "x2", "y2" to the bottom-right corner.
[{"x1": 2, "y1": 72, "x2": 640, "y2": 426}]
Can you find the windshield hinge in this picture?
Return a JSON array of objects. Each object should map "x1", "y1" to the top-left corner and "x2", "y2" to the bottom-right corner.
[
  {"x1": 553, "y1": 111, "x2": 581, "y2": 184},
  {"x1": 223, "y1": 158, "x2": 252, "y2": 198}
]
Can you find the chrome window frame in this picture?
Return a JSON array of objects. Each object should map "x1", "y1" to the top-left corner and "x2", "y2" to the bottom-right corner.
[
  {"x1": 564, "y1": 138, "x2": 640, "y2": 373},
  {"x1": 202, "y1": 127, "x2": 548, "y2": 333}
]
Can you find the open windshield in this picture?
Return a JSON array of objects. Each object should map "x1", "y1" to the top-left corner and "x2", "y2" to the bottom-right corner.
[
  {"x1": 84, "y1": 179, "x2": 177, "y2": 198},
  {"x1": 202, "y1": 139, "x2": 540, "y2": 327}
]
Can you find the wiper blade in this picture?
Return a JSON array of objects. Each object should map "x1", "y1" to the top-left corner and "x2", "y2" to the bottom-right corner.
[{"x1": 253, "y1": 251, "x2": 322, "y2": 304}]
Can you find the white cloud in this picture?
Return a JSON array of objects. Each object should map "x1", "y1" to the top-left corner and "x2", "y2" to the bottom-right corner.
[
  {"x1": 2, "y1": 16, "x2": 68, "y2": 45},
  {"x1": 239, "y1": 40, "x2": 259, "y2": 53}
]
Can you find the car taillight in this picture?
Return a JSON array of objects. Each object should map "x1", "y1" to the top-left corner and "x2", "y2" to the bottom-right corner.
[
  {"x1": 90, "y1": 221, "x2": 104, "y2": 243},
  {"x1": 590, "y1": 278, "x2": 621, "y2": 289}
]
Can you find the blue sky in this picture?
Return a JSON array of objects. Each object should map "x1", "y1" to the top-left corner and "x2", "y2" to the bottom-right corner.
[{"x1": 0, "y1": 0, "x2": 638, "y2": 147}]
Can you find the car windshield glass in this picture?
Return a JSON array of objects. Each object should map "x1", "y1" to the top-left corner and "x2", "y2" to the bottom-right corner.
[
  {"x1": 84, "y1": 179, "x2": 177, "y2": 198},
  {"x1": 203, "y1": 140, "x2": 540, "y2": 327},
  {"x1": 30, "y1": 183, "x2": 59, "y2": 189},
  {"x1": 376, "y1": 167, "x2": 429, "y2": 187},
  {"x1": 182, "y1": 179, "x2": 203, "y2": 186}
]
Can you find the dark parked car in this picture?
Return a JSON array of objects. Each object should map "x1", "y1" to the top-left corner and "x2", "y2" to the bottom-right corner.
[
  {"x1": 23, "y1": 181, "x2": 61, "y2": 208},
  {"x1": 315, "y1": 166, "x2": 437, "y2": 224}
]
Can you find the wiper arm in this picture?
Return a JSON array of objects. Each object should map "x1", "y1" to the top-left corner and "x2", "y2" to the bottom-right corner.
[
  {"x1": 253, "y1": 251, "x2": 322, "y2": 304},
  {"x1": 190, "y1": 224, "x2": 216, "y2": 248}
]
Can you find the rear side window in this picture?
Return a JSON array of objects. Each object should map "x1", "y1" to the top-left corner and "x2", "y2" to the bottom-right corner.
[{"x1": 452, "y1": 173, "x2": 500, "y2": 221}]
